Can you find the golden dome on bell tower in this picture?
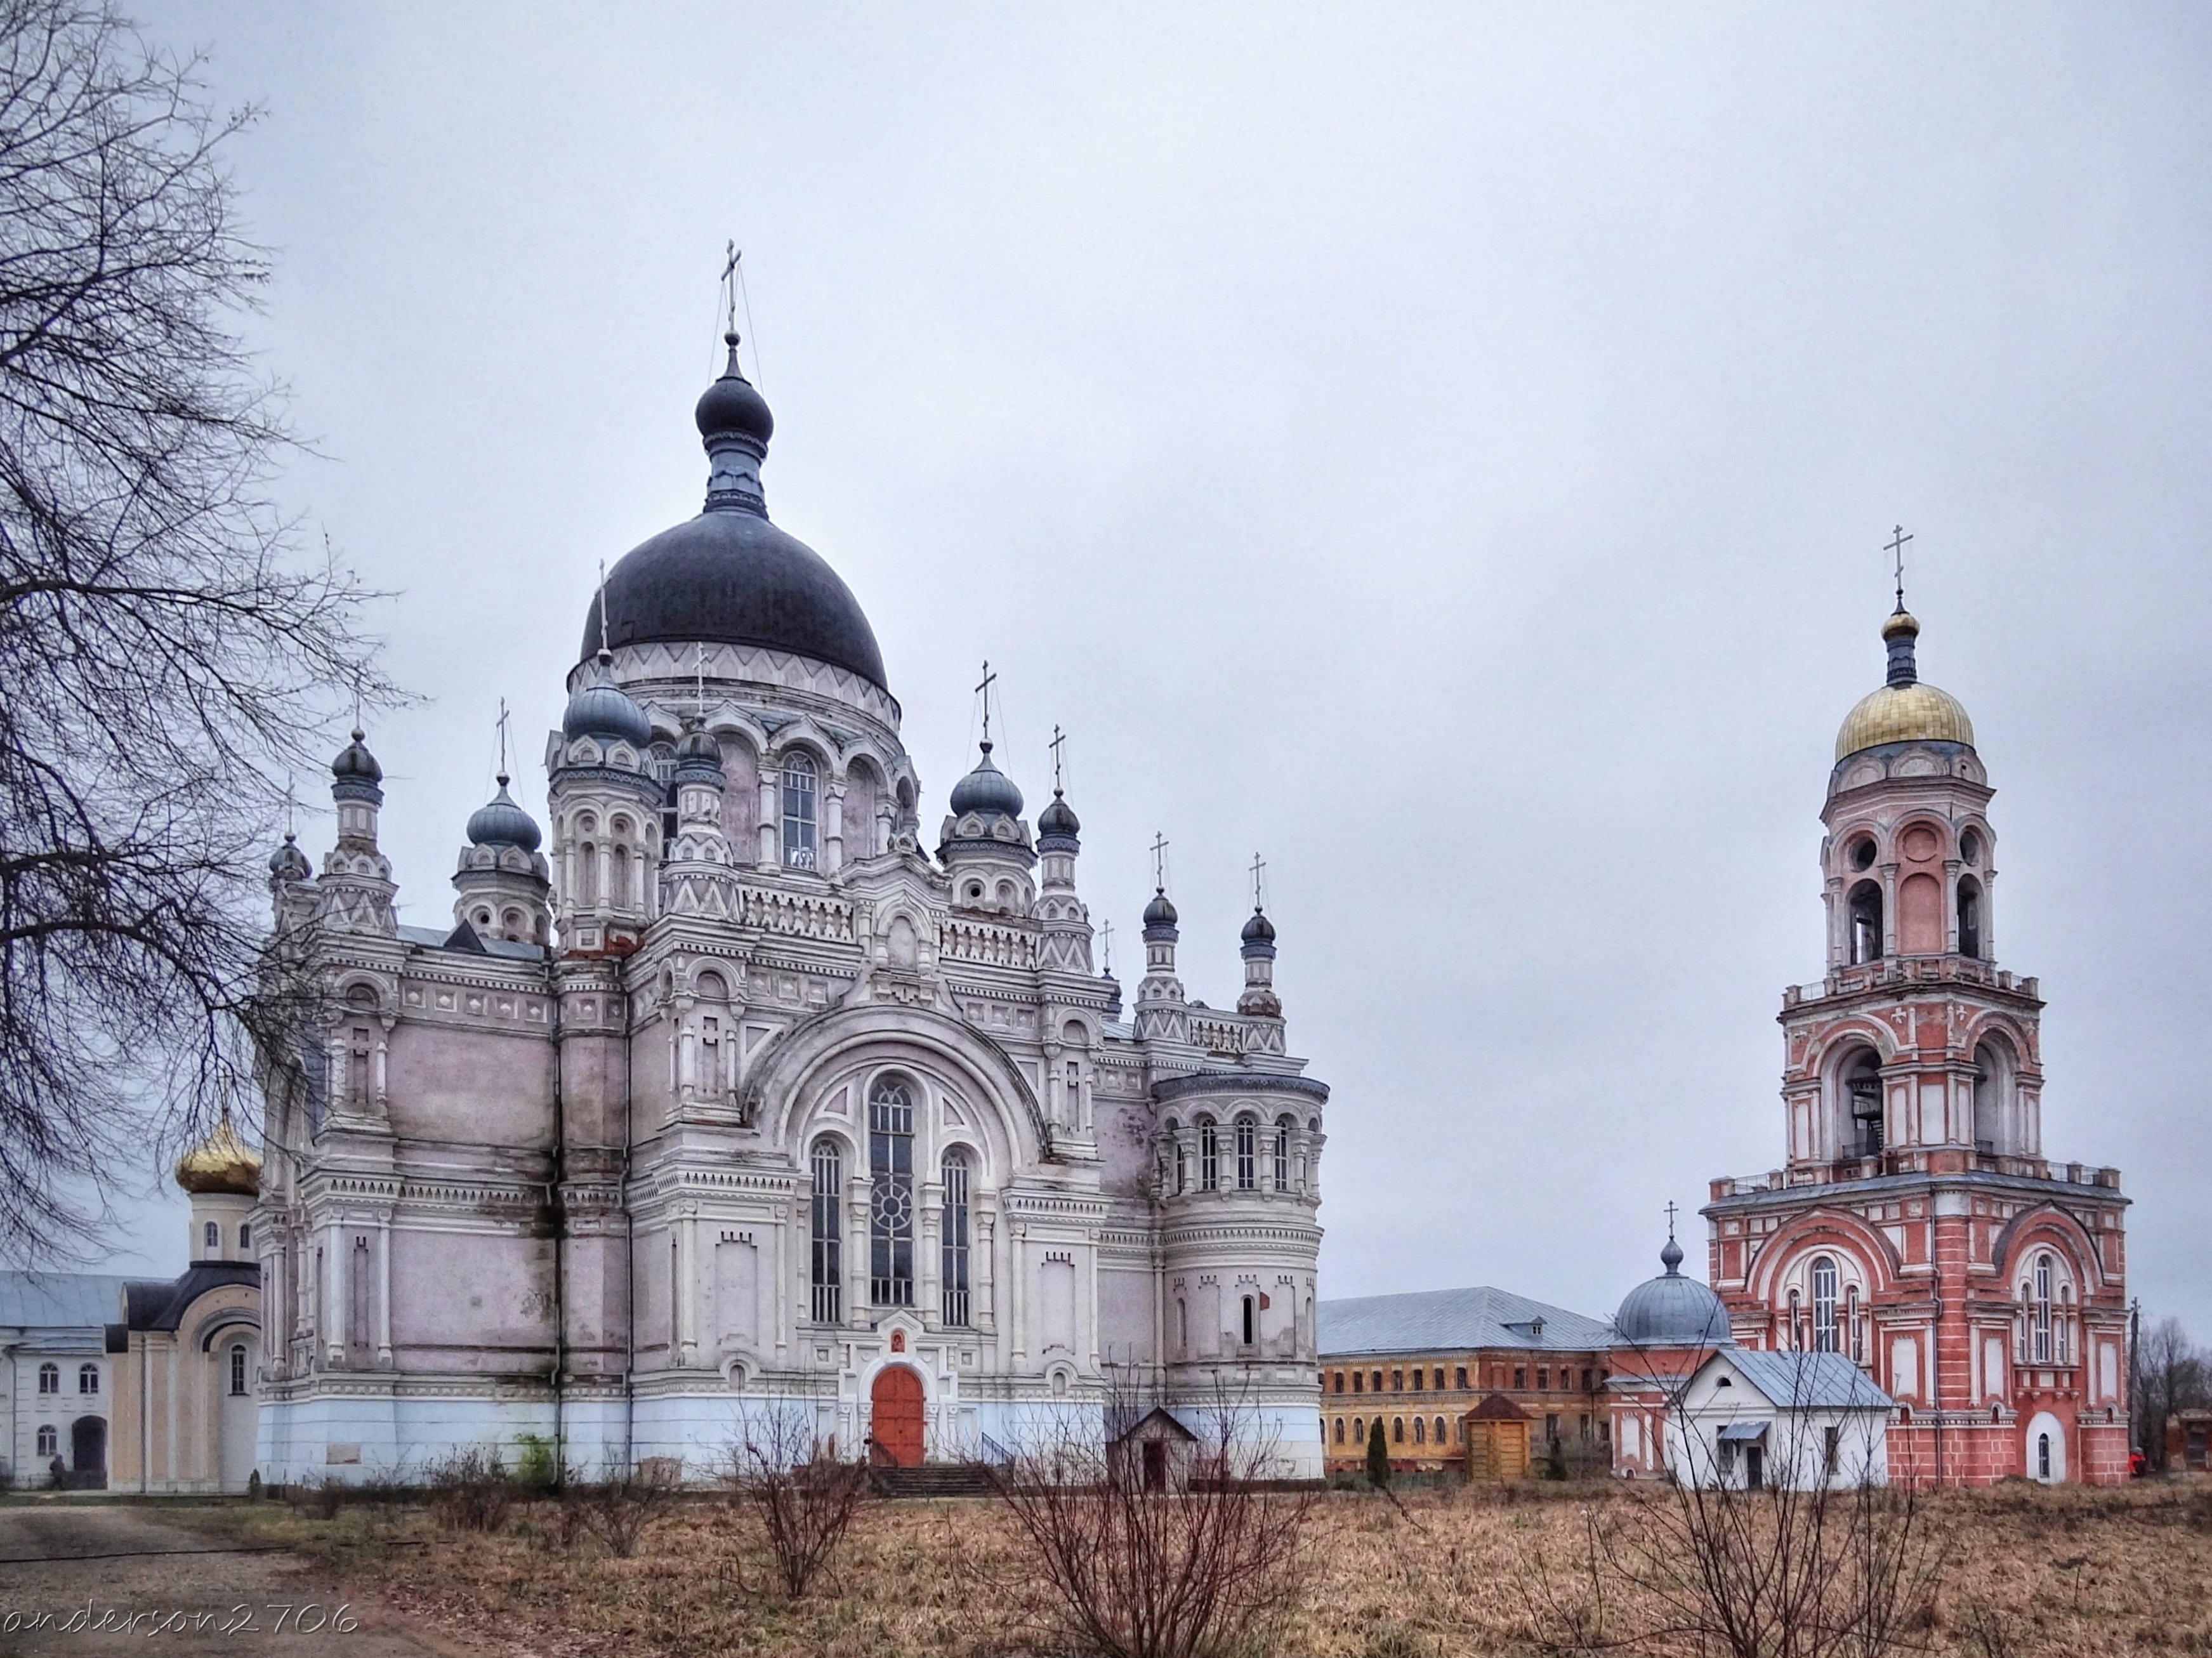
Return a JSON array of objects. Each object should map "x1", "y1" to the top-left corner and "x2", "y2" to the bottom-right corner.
[
  {"x1": 1833, "y1": 610, "x2": 1975, "y2": 762},
  {"x1": 174, "y1": 1114, "x2": 261, "y2": 1197}
]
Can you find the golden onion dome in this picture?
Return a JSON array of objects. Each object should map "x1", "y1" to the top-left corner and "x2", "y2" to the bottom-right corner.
[
  {"x1": 1833, "y1": 611, "x2": 1975, "y2": 762},
  {"x1": 174, "y1": 1115, "x2": 261, "y2": 1197}
]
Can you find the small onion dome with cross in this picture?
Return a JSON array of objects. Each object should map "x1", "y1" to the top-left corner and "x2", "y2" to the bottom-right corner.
[
  {"x1": 1142, "y1": 888, "x2": 1178, "y2": 937},
  {"x1": 1834, "y1": 611, "x2": 1975, "y2": 762},
  {"x1": 174, "y1": 1116, "x2": 261, "y2": 1198},
  {"x1": 1037, "y1": 789, "x2": 1080, "y2": 848},
  {"x1": 1614, "y1": 1233, "x2": 1731, "y2": 1349},
  {"x1": 563, "y1": 651, "x2": 654, "y2": 749},
  {"x1": 268, "y1": 832, "x2": 313, "y2": 882},
  {"x1": 1240, "y1": 907, "x2": 1276, "y2": 954},
  {"x1": 464, "y1": 777, "x2": 542, "y2": 853},
  {"x1": 949, "y1": 742, "x2": 1024, "y2": 820},
  {"x1": 673, "y1": 723, "x2": 724, "y2": 782}
]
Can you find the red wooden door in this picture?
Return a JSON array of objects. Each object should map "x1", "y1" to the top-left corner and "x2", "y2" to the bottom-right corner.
[{"x1": 871, "y1": 1365, "x2": 925, "y2": 1467}]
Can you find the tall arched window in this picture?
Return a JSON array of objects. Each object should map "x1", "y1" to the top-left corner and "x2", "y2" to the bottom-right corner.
[
  {"x1": 782, "y1": 751, "x2": 819, "y2": 869},
  {"x1": 1166, "y1": 1120, "x2": 1185, "y2": 1194},
  {"x1": 1234, "y1": 1116, "x2": 1257, "y2": 1190},
  {"x1": 2032, "y1": 1253, "x2": 2053, "y2": 1364},
  {"x1": 611, "y1": 844, "x2": 632, "y2": 909},
  {"x1": 1393, "y1": 1417, "x2": 1405, "y2": 1444},
  {"x1": 1845, "y1": 1051, "x2": 1885, "y2": 1157},
  {"x1": 1199, "y1": 1119, "x2": 1219, "y2": 1191},
  {"x1": 1241, "y1": 1294, "x2": 1256, "y2": 1345},
  {"x1": 1413, "y1": 1416, "x2": 1426, "y2": 1444},
  {"x1": 2037, "y1": 1432, "x2": 2051, "y2": 1479},
  {"x1": 78, "y1": 1362, "x2": 98, "y2": 1395},
  {"x1": 229, "y1": 1343, "x2": 248, "y2": 1396},
  {"x1": 809, "y1": 1138, "x2": 842, "y2": 1323},
  {"x1": 869, "y1": 1079, "x2": 915, "y2": 1306},
  {"x1": 1812, "y1": 1256, "x2": 1839, "y2": 1353},
  {"x1": 941, "y1": 1148, "x2": 972, "y2": 1327},
  {"x1": 1273, "y1": 1117, "x2": 1291, "y2": 1191},
  {"x1": 1847, "y1": 880, "x2": 1883, "y2": 964},
  {"x1": 1958, "y1": 878, "x2": 1983, "y2": 958},
  {"x1": 1972, "y1": 1037, "x2": 2011, "y2": 1154},
  {"x1": 1334, "y1": 1418, "x2": 1345, "y2": 1444},
  {"x1": 36, "y1": 1424, "x2": 56, "y2": 1457},
  {"x1": 37, "y1": 1362, "x2": 56, "y2": 1395},
  {"x1": 239, "y1": 1223, "x2": 251, "y2": 1250},
  {"x1": 204, "y1": 1220, "x2": 220, "y2": 1255}
]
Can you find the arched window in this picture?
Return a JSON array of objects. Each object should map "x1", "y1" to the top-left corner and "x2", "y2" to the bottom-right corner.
[
  {"x1": 2032, "y1": 1253, "x2": 2053, "y2": 1364},
  {"x1": 869, "y1": 1079, "x2": 915, "y2": 1306},
  {"x1": 36, "y1": 1424, "x2": 56, "y2": 1458},
  {"x1": 1812, "y1": 1256, "x2": 1839, "y2": 1353},
  {"x1": 809, "y1": 1138, "x2": 842, "y2": 1323},
  {"x1": 782, "y1": 751, "x2": 819, "y2": 869},
  {"x1": 1352, "y1": 1418, "x2": 1363, "y2": 1444},
  {"x1": 1413, "y1": 1416, "x2": 1426, "y2": 1444},
  {"x1": 1393, "y1": 1417, "x2": 1405, "y2": 1444},
  {"x1": 1234, "y1": 1116, "x2": 1257, "y2": 1190},
  {"x1": 1958, "y1": 878, "x2": 1983, "y2": 958},
  {"x1": 239, "y1": 1223, "x2": 251, "y2": 1249},
  {"x1": 77, "y1": 1362, "x2": 98, "y2": 1395},
  {"x1": 204, "y1": 1220, "x2": 220, "y2": 1255},
  {"x1": 1166, "y1": 1120, "x2": 1186, "y2": 1194},
  {"x1": 1241, "y1": 1295, "x2": 1256, "y2": 1346},
  {"x1": 611, "y1": 844, "x2": 632, "y2": 909},
  {"x1": 36, "y1": 1362, "x2": 56, "y2": 1395},
  {"x1": 1274, "y1": 1117, "x2": 1291, "y2": 1191},
  {"x1": 229, "y1": 1343, "x2": 248, "y2": 1397},
  {"x1": 1844, "y1": 1051, "x2": 1885, "y2": 1158},
  {"x1": 1435, "y1": 1416, "x2": 1447, "y2": 1444},
  {"x1": 1199, "y1": 1119, "x2": 1219, "y2": 1191},
  {"x1": 1177, "y1": 1298, "x2": 1188, "y2": 1353},
  {"x1": 1972, "y1": 1038, "x2": 2011, "y2": 1153},
  {"x1": 941, "y1": 1149, "x2": 972, "y2": 1327},
  {"x1": 2037, "y1": 1431, "x2": 2051, "y2": 1480},
  {"x1": 1334, "y1": 1418, "x2": 1345, "y2": 1444},
  {"x1": 1847, "y1": 880, "x2": 1883, "y2": 964}
]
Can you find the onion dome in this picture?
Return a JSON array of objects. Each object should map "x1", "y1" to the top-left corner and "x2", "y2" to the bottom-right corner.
[
  {"x1": 174, "y1": 1115, "x2": 261, "y2": 1197},
  {"x1": 949, "y1": 742, "x2": 1025, "y2": 819},
  {"x1": 1834, "y1": 611, "x2": 1975, "y2": 762},
  {"x1": 1142, "y1": 888, "x2": 1178, "y2": 937},
  {"x1": 1614, "y1": 1234, "x2": 1731, "y2": 1349},
  {"x1": 563, "y1": 650, "x2": 654, "y2": 749},
  {"x1": 466, "y1": 775, "x2": 542, "y2": 852},
  {"x1": 1241, "y1": 906, "x2": 1277, "y2": 955},
  {"x1": 673, "y1": 723, "x2": 724, "y2": 782},
  {"x1": 268, "y1": 832, "x2": 313, "y2": 882},
  {"x1": 1037, "y1": 789, "x2": 1080, "y2": 842},
  {"x1": 330, "y1": 728, "x2": 382, "y2": 799},
  {"x1": 579, "y1": 336, "x2": 887, "y2": 691}
]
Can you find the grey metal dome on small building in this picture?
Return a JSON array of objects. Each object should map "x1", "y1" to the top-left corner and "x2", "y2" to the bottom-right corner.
[
  {"x1": 1613, "y1": 1234, "x2": 1732, "y2": 1349},
  {"x1": 1037, "y1": 789, "x2": 1080, "y2": 841},
  {"x1": 331, "y1": 729, "x2": 381, "y2": 784},
  {"x1": 948, "y1": 743, "x2": 1024, "y2": 819},
  {"x1": 268, "y1": 832, "x2": 313, "y2": 881},
  {"x1": 563, "y1": 652, "x2": 654, "y2": 749},
  {"x1": 1142, "y1": 889, "x2": 1178, "y2": 934},
  {"x1": 1241, "y1": 907, "x2": 1277, "y2": 949},
  {"x1": 465, "y1": 777, "x2": 542, "y2": 852}
]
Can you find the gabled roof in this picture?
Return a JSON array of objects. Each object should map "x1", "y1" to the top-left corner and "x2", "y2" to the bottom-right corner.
[
  {"x1": 0, "y1": 1272, "x2": 131, "y2": 1330},
  {"x1": 1713, "y1": 1348, "x2": 1896, "y2": 1412},
  {"x1": 120, "y1": 1263, "x2": 260, "y2": 1333},
  {"x1": 1318, "y1": 1286, "x2": 1614, "y2": 1357},
  {"x1": 1466, "y1": 1393, "x2": 1531, "y2": 1422}
]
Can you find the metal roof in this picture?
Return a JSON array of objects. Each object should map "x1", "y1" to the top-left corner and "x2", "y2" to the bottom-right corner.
[
  {"x1": 0, "y1": 1272, "x2": 129, "y2": 1331},
  {"x1": 1718, "y1": 1349, "x2": 1896, "y2": 1412},
  {"x1": 1318, "y1": 1286, "x2": 1614, "y2": 1357}
]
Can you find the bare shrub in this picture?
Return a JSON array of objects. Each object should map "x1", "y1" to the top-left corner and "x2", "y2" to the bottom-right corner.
[
  {"x1": 425, "y1": 1446, "x2": 514, "y2": 1534},
  {"x1": 724, "y1": 1407, "x2": 871, "y2": 1598},
  {"x1": 564, "y1": 1459, "x2": 680, "y2": 1558},
  {"x1": 985, "y1": 1369, "x2": 1317, "y2": 1658}
]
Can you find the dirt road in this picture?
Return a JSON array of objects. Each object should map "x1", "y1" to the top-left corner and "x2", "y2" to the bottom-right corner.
[{"x1": 0, "y1": 1504, "x2": 459, "y2": 1657}]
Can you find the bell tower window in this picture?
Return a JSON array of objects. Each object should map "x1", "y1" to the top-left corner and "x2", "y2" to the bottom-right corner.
[
  {"x1": 782, "y1": 752, "x2": 819, "y2": 869},
  {"x1": 1811, "y1": 1256, "x2": 1839, "y2": 1353},
  {"x1": 1958, "y1": 877, "x2": 1983, "y2": 959},
  {"x1": 1847, "y1": 880, "x2": 1883, "y2": 964},
  {"x1": 1845, "y1": 1051, "x2": 1884, "y2": 1157}
]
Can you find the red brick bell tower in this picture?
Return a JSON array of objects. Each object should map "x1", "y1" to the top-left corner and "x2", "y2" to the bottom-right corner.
[{"x1": 1703, "y1": 603, "x2": 2130, "y2": 1485}]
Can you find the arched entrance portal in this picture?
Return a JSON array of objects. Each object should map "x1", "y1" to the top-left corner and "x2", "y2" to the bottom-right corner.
[
  {"x1": 870, "y1": 1365, "x2": 925, "y2": 1467},
  {"x1": 70, "y1": 1416, "x2": 107, "y2": 1489}
]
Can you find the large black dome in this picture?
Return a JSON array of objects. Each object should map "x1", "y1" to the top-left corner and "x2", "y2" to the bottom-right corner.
[{"x1": 581, "y1": 509, "x2": 887, "y2": 690}]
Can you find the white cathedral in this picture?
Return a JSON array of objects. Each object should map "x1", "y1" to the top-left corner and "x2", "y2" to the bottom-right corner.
[{"x1": 254, "y1": 332, "x2": 1328, "y2": 1482}]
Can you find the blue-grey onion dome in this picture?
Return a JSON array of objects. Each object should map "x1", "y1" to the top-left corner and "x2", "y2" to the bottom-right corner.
[
  {"x1": 466, "y1": 776, "x2": 541, "y2": 852},
  {"x1": 1143, "y1": 888, "x2": 1178, "y2": 931},
  {"x1": 948, "y1": 742, "x2": 1024, "y2": 819},
  {"x1": 1037, "y1": 789, "x2": 1080, "y2": 839},
  {"x1": 563, "y1": 652, "x2": 654, "y2": 748},
  {"x1": 673, "y1": 725, "x2": 723, "y2": 782},
  {"x1": 331, "y1": 728, "x2": 381, "y2": 784},
  {"x1": 695, "y1": 334, "x2": 774, "y2": 447},
  {"x1": 268, "y1": 832, "x2": 313, "y2": 881},
  {"x1": 1241, "y1": 907, "x2": 1276, "y2": 946},
  {"x1": 1614, "y1": 1236, "x2": 1731, "y2": 1348}
]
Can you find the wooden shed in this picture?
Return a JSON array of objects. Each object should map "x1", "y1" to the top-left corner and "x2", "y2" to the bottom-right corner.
[{"x1": 1462, "y1": 1393, "x2": 1532, "y2": 1482}]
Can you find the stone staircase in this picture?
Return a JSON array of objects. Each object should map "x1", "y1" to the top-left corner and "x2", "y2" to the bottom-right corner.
[{"x1": 868, "y1": 1461, "x2": 996, "y2": 1499}]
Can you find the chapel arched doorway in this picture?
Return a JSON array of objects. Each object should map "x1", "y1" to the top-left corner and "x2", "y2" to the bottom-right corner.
[
  {"x1": 870, "y1": 1365, "x2": 925, "y2": 1467},
  {"x1": 70, "y1": 1416, "x2": 107, "y2": 1489},
  {"x1": 218, "y1": 1332, "x2": 260, "y2": 1492}
]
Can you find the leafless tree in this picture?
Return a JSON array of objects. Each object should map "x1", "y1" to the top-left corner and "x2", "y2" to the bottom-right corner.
[
  {"x1": 983, "y1": 1367, "x2": 1317, "y2": 1658},
  {"x1": 0, "y1": 0, "x2": 388, "y2": 1257},
  {"x1": 562, "y1": 1457, "x2": 680, "y2": 1558},
  {"x1": 1523, "y1": 1350, "x2": 1947, "y2": 1658},
  {"x1": 2132, "y1": 1315, "x2": 2208, "y2": 1472},
  {"x1": 723, "y1": 1405, "x2": 870, "y2": 1598}
]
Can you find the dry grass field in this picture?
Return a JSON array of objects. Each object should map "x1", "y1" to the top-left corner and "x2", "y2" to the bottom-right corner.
[{"x1": 196, "y1": 1477, "x2": 2212, "y2": 1658}]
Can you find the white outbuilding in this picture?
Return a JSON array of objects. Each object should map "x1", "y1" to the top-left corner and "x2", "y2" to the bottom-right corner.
[{"x1": 1667, "y1": 1348, "x2": 1896, "y2": 1490}]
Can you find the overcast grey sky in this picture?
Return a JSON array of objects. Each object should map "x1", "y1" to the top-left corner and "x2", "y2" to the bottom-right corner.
[{"x1": 104, "y1": 3, "x2": 2212, "y2": 1336}]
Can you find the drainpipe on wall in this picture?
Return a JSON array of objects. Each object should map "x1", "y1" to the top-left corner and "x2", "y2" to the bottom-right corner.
[
  {"x1": 622, "y1": 1000, "x2": 635, "y2": 1473},
  {"x1": 548, "y1": 985, "x2": 566, "y2": 1487}
]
